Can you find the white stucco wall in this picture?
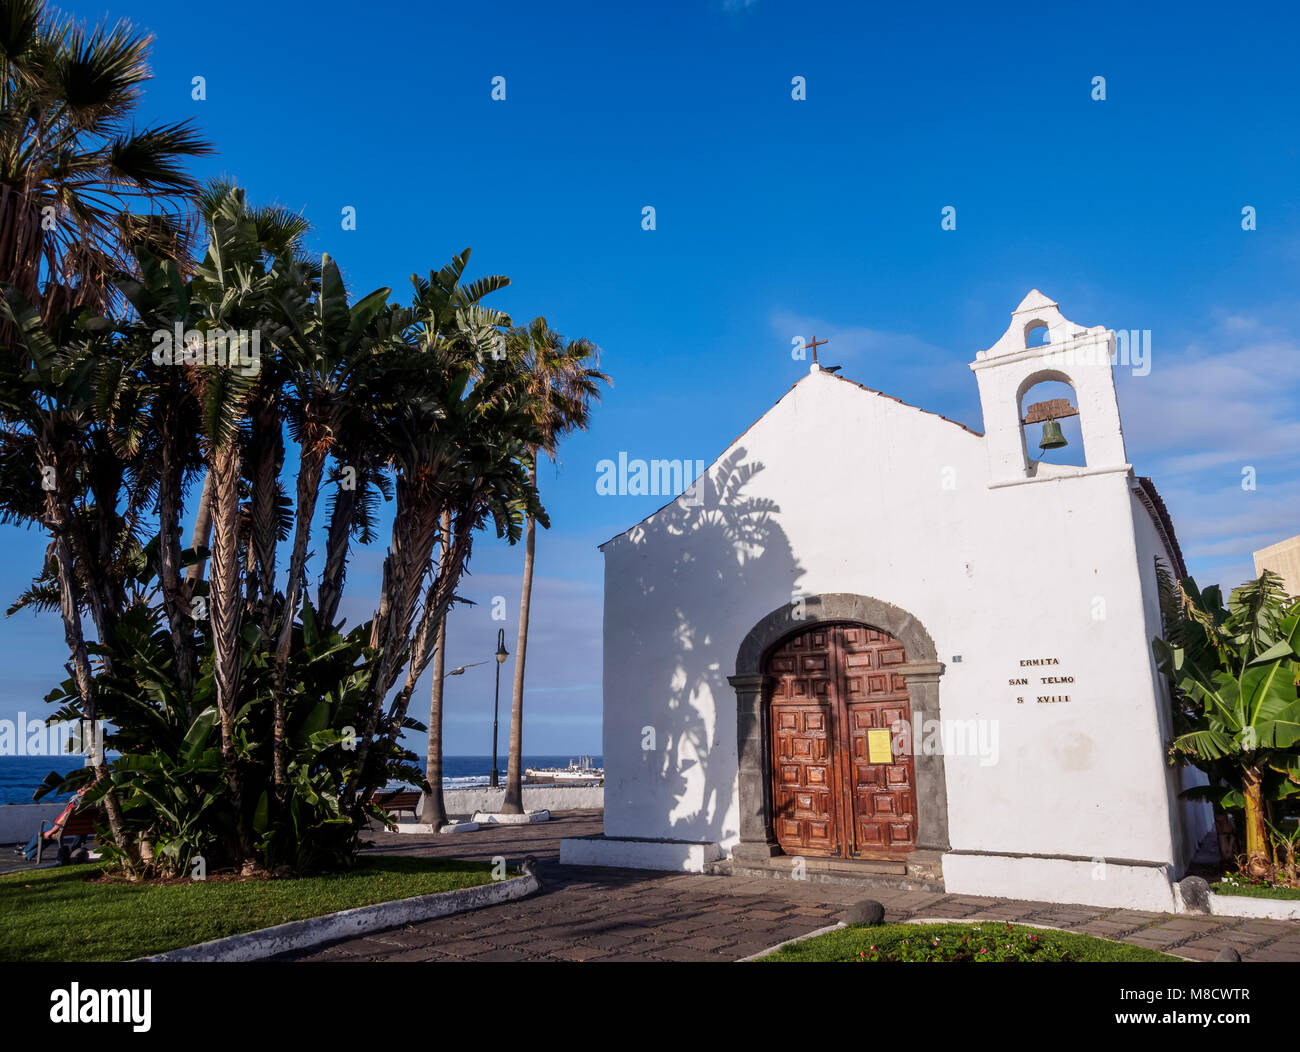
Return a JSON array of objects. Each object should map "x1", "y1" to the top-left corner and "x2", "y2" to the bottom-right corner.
[
  {"x1": 1128, "y1": 493, "x2": 1215, "y2": 867},
  {"x1": 600, "y1": 357, "x2": 1194, "y2": 905}
]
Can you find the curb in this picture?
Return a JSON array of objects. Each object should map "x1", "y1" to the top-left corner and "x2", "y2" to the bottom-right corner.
[
  {"x1": 743, "y1": 916, "x2": 1198, "y2": 962},
  {"x1": 738, "y1": 922, "x2": 845, "y2": 961},
  {"x1": 1206, "y1": 893, "x2": 1300, "y2": 921},
  {"x1": 473, "y1": 810, "x2": 551, "y2": 825},
  {"x1": 134, "y1": 872, "x2": 540, "y2": 962},
  {"x1": 901, "y1": 916, "x2": 1198, "y2": 962}
]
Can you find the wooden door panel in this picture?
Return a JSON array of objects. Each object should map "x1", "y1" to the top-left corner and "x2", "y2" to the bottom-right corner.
[
  {"x1": 768, "y1": 626, "x2": 841, "y2": 856},
  {"x1": 771, "y1": 704, "x2": 836, "y2": 854},
  {"x1": 838, "y1": 623, "x2": 916, "y2": 855},
  {"x1": 767, "y1": 621, "x2": 918, "y2": 860}
]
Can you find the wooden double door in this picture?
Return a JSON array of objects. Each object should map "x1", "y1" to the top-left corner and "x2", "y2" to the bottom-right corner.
[{"x1": 766, "y1": 622, "x2": 918, "y2": 859}]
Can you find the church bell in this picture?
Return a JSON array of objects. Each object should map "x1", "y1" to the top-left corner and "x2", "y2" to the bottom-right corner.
[{"x1": 1038, "y1": 419, "x2": 1068, "y2": 451}]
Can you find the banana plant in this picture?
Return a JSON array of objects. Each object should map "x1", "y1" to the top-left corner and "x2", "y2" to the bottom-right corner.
[{"x1": 1154, "y1": 568, "x2": 1300, "y2": 875}]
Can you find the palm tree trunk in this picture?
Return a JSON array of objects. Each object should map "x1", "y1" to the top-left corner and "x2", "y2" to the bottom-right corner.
[
  {"x1": 249, "y1": 402, "x2": 282, "y2": 609},
  {"x1": 362, "y1": 510, "x2": 473, "y2": 807},
  {"x1": 1243, "y1": 765, "x2": 1271, "y2": 877},
  {"x1": 420, "y1": 511, "x2": 453, "y2": 828},
  {"x1": 209, "y1": 440, "x2": 252, "y2": 865},
  {"x1": 75, "y1": 457, "x2": 124, "y2": 642},
  {"x1": 500, "y1": 464, "x2": 538, "y2": 815},
  {"x1": 317, "y1": 477, "x2": 358, "y2": 628},
  {"x1": 346, "y1": 484, "x2": 441, "y2": 804},
  {"x1": 40, "y1": 469, "x2": 136, "y2": 874},
  {"x1": 157, "y1": 433, "x2": 194, "y2": 714},
  {"x1": 0, "y1": 187, "x2": 43, "y2": 330},
  {"x1": 369, "y1": 481, "x2": 443, "y2": 699},
  {"x1": 185, "y1": 469, "x2": 213, "y2": 583},
  {"x1": 272, "y1": 441, "x2": 327, "y2": 791},
  {"x1": 64, "y1": 498, "x2": 114, "y2": 655}
]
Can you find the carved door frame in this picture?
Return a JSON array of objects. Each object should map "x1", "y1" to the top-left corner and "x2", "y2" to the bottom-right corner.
[{"x1": 729, "y1": 593, "x2": 952, "y2": 862}]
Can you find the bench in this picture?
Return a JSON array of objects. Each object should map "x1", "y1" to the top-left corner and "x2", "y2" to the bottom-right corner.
[
  {"x1": 36, "y1": 806, "x2": 100, "y2": 864},
  {"x1": 374, "y1": 789, "x2": 422, "y2": 821}
]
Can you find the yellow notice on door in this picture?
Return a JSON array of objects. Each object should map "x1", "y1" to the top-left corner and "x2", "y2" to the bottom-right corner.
[{"x1": 867, "y1": 728, "x2": 892, "y2": 764}]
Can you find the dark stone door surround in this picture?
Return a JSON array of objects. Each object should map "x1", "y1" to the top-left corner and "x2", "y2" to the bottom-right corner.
[{"x1": 728, "y1": 593, "x2": 952, "y2": 867}]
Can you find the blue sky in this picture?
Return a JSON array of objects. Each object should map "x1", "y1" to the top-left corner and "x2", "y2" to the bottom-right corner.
[{"x1": 1, "y1": 0, "x2": 1297, "y2": 756}]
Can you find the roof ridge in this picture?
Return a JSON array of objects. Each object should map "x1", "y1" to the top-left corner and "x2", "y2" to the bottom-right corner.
[
  {"x1": 822, "y1": 370, "x2": 983, "y2": 436},
  {"x1": 1133, "y1": 476, "x2": 1187, "y2": 579},
  {"x1": 598, "y1": 371, "x2": 981, "y2": 549}
]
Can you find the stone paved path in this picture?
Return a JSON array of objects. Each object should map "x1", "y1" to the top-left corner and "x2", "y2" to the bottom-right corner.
[{"x1": 279, "y1": 810, "x2": 1300, "y2": 962}]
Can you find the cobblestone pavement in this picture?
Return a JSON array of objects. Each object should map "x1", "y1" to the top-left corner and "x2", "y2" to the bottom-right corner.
[
  {"x1": 1, "y1": 841, "x2": 89, "y2": 875},
  {"x1": 279, "y1": 810, "x2": 1300, "y2": 962}
]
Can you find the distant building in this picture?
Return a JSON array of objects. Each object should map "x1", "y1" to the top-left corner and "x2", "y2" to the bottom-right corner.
[
  {"x1": 562, "y1": 290, "x2": 1212, "y2": 913},
  {"x1": 1254, "y1": 535, "x2": 1300, "y2": 597}
]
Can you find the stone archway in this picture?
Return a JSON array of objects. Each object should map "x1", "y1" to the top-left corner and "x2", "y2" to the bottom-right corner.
[{"x1": 728, "y1": 593, "x2": 951, "y2": 866}]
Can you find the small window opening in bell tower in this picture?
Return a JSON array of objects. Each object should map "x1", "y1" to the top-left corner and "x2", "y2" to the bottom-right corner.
[
  {"x1": 1020, "y1": 380, "x2": 1085, "y2": 467},
  {"x1": 1024, "y1": 320, "x2": 1050, "y2": 347}
]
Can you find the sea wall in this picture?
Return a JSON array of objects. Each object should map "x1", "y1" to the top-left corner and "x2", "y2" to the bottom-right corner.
[
  {"x1": 0, "y1": 803, "x2": 65, "y2": 844},
  {"x1": 437, "y1": 785, "x2": 603, "y2": 815},
  {"x1": 1, "y1": 788, "x2": 605, "y2": 845}
]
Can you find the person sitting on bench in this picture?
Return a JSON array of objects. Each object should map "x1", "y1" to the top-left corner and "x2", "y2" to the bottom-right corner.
[{"x1": 18, "y1": 788, "x2": 85, "y2": 862}]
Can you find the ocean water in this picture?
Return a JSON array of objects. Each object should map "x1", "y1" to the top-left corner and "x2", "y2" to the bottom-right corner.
[
  {"x1": 404, "y1": 755, "x2": 603, "y2": 793},
  {"x1": 0, "y1": 754, "x2": 601, "y2": 805},
  {"x1": 0, "y1": 756, "x2": 88, "y2": 804}
]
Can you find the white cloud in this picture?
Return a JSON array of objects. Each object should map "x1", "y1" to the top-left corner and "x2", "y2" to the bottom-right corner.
[
  {"x1": 1117, "y1": 320, "x2": 1300, "y2": 479},
  {"x1": 1112, "y1": 315, "x2": 1300, "y2": 589}
]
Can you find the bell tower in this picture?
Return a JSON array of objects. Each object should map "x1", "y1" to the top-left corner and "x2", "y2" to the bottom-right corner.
[{"x1": 970, "y1": 290, "x2": 1130, "y2": 488}]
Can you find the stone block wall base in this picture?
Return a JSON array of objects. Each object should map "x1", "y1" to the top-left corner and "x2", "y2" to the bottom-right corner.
[
  {"x1": 707, "y1": 850, "x2": 945, "y2": 893},
  {"x1": 730, "y1": 841, "x2": 783, "y2": 861},
  {"x1": 943, "y1": 852, "x2": 1177, "y2": 911},
  {"x1": 560, "y1": 834, "x2": 723, "y2": 873}
]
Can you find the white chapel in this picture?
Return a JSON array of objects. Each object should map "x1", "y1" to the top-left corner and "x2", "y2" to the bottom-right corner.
[{"x1": 561, "y1": 291, "x2": 1212, "y2": 911}]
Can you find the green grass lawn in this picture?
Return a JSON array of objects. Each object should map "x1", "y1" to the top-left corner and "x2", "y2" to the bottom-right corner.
[
  {"x1": 757, "y1": 922, "x2": 1181, "y2": 962},
  {"x1": 1211, "y1": 880, "x2": 1300, "y2": 901},
  {"x1": 0, "y1": 856, "x2": 501, "y2": 962}
]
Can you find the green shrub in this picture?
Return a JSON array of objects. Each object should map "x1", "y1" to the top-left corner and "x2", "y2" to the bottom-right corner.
[{"x1": 760, "y1": 922, "x2": 1180, "y2": 963}]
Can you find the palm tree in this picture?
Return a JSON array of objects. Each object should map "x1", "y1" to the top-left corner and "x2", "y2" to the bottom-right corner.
[
  {"x1": 374, "y1": 379, "x2": 542, "y2": 804},
  {"x1": 181, "y1": 186, "x2": 292, "y2": 865},
  {"x1": 0, "y1": 0, "x2": 211, "y2": 326},
  {"x1": 343, "y1": 250, "x2": 509, "y2": 790},
  {"x1": 0, "y1": 288, "x2": 138, "y2": 868},
  {"x1": 498, "y1": 319, "x2": 607, "y2": 815},
  {"x1": 176, "y1": 180, "x2": 316, "y2": 595},
  {"x1": 271, "y1": 252, "x2": 389, "y2": 789},
  {"x1": 111, "y1": 251, "x2": 205, "y2": 714},
  {"x1": 346, "y1": 255, "x2": 544, "y2": 807}
]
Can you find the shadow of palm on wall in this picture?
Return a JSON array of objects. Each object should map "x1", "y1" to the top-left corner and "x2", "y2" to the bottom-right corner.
[{"x1": 614, "y1": 447, "x2": 805, "y2": 844}]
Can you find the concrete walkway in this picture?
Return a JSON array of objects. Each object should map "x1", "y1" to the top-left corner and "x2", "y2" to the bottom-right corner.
[{"x1": 279, "y1": 810, "x2": 1300, "y2": 962}]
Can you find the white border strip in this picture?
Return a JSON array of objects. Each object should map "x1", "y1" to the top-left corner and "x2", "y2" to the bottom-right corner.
[
  {"x1": 1207, "y1": 892, "x2": 1300, "y2": 920},
  {"x1": 134, "y1": 872, "x2": 540, "y2": 962},
  {"x1": 743, "y1": 916, "x2": 1197, "y2": 962}
]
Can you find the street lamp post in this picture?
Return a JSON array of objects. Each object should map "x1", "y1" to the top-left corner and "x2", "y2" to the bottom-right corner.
[{"x1": 491, "y1": 628, "x2": 509, "y2": 787}]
